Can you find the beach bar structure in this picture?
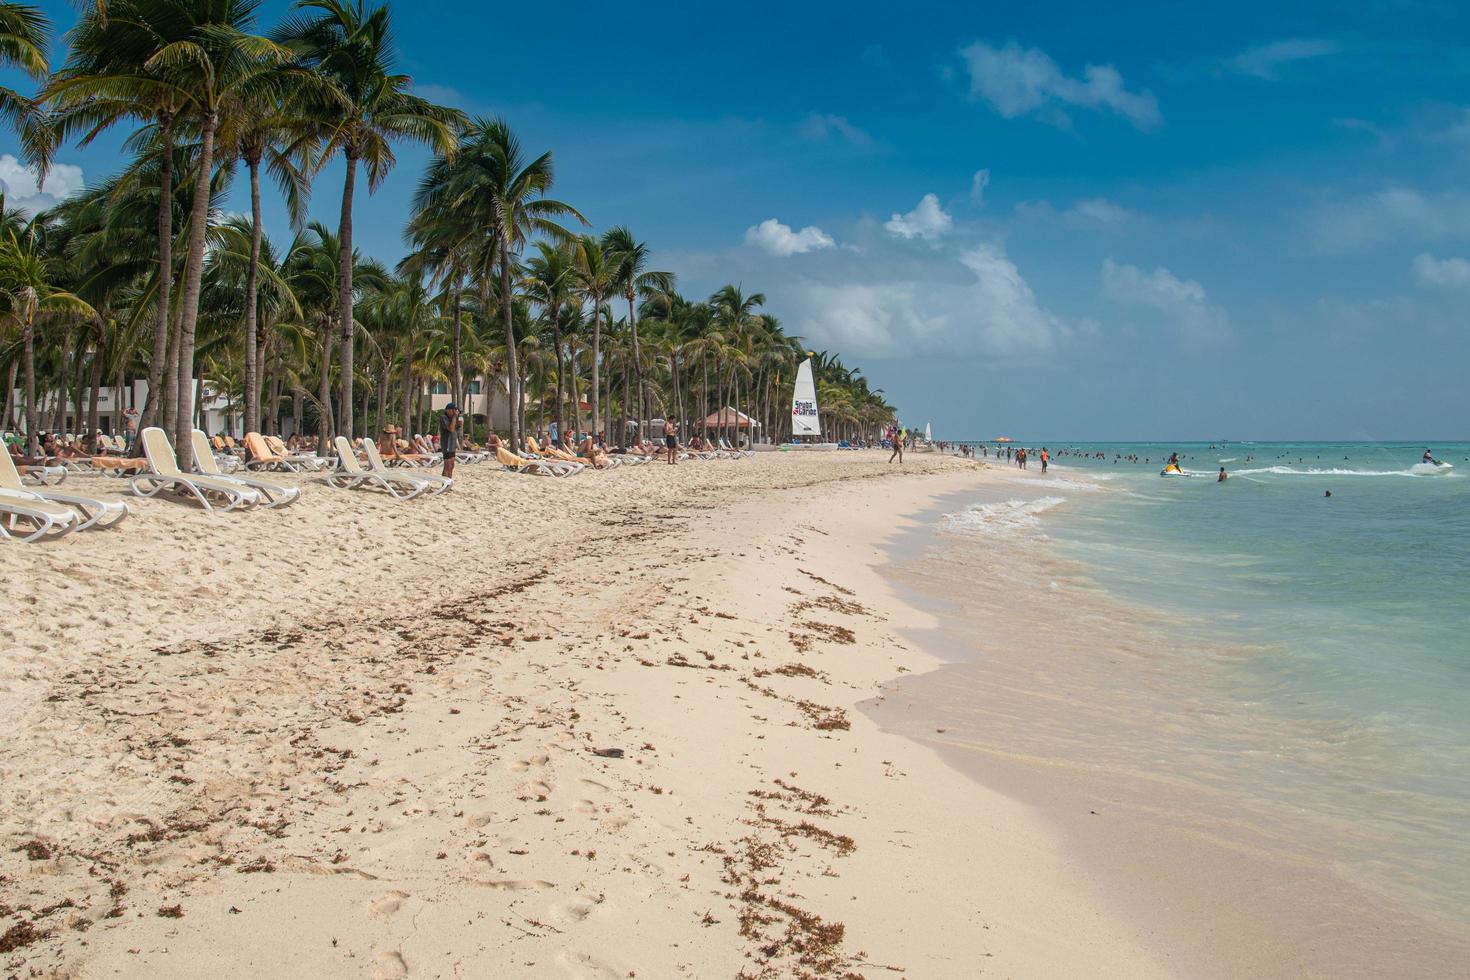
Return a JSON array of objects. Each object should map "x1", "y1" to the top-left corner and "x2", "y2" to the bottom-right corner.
[{"x1": 701, "y1": 407, "x2": 760, "y2": 447}]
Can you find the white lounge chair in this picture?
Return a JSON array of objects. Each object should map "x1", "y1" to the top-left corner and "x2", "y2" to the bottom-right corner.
[
  {"x1": 129, "y1": 427, "x2": 261, "y2": 512},
  {"x1": 496, "y1": 445, "x2": 578, "y2": 477},
  {"x1": 191, "y1": 431, "x2": 300, "y2": 508},
  {"x1": 0, "y1": 449, "x2": 131, "y2": 531},
  {"x1": 362, "y1": 438, "x2": 451, "y2": 493},
  {"x1": 0, "y1": 489, "x2": 79, "y2": 542},
  {"x1": 321, "y1": 436, "x2": 433, "y2": 500}
]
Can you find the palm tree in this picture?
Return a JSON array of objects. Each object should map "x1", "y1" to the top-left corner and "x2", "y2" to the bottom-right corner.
[
  {"x1": 47, "y1": 0, "x2": 194, "y2": 439},
  {"x1": 571, "y1": 233, "x2": 616, "y2": 440},
  {"x1": 0, "y1": 2, "x2": 49, "y2": 143},
  {"x1": 523, "y1": 240, "x2": 575, "y2": 433},
  {"x1": 412, "y1": 117, "x2": 583, "y2": 450},
  {"x1": 273, "y1": 0, "x2": 463, "y2": 440},
  {"x1": 602, "y1": 226, "x2": 671, "y2": 442},
  {"x1": 0, "y1": 227, "x2": 97, "y2": 455}
]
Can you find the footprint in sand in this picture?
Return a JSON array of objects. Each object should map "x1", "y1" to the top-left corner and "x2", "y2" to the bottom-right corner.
[
  {"x1": 464, "y1": 811, "x2": 495, "y2": 828},
  {"x1": 555, "y1": 949, "x2": 623, "y2": 979},
  {"x1": 368, "y1": 891, "x2": 409, "y2": 919},
  {"x1": 577, "y1": 778, "x2": 610, "y2": 793},
  {"x1": 510, "y1": 753, "x2": 551, "y2": 772},
  {"x1": 477, "y1": 879, "x2": 554, "y2": 891},
  {"x1": 372, "y1": 950, "x2": 407, "y2": 979},
  {"x1": 549, "y1": 897, "x2": 596, "y2": 925}
]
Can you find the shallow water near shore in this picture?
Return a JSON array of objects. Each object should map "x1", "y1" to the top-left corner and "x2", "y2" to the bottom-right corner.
[{"x1": 865, "y1": 441, "x2": 1470, "y2": 977}]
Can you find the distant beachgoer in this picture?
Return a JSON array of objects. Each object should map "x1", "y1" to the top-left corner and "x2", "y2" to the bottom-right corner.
[
  {"x1": 664, "y1": 419, "x2": 678, "y2": 465},
  {"x1": 123, "y1": 407, "x2": 139, "y2": 452},
  {"x1": 1218, "y1": 467, "x2": 1227, "y2": 482},
  {"x1": 889, "y1": 430, "x2": 904, "y2": 464},
  {"x1": 1324, "y1": 490, "x2": 1332, "y2": 498},
  {"x1": 439, "y1": 403, "x2": 461, "y2": 479},
  {"x1": 1040, "y1": 447, "x2": 1049, "y2": 473}
]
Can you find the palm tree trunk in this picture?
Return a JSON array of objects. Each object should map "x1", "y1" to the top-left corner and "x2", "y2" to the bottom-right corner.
[
  {"x1": 337, "y1": 151, "x2": 358, "y2": 439},
  {"x1": 590, "y1": 298, "x2": 601, "y2": 440},
  {"x1": 399, "y1": 329, "x2": 415, "y2": 434},
  {"x1": 452, "y1": 275, "x2": 463, "y2": 410},
  {"x1": 551, "y1": 303, "x2": 563, "y2": 433},
  {"x1": 627, "y1": 293, "x2": 645, "y2": 441},
  {"x1": 244, "y1": 154, "x2": 263, "y2": 434},
  {"x1": 86, "y1": 323, "x2": 104, "y2": 452},
  {"x1": 193, "y1": 374, "x2": 204, "y2": 430},
  {"x1": 317, "y1": 323, "x2": 334, "y2": 456},
  {"x1": 567, "y1": 334, "x2": 581, "y2": 434},
  {"x1": 2, "y1": 358, "x2": 17, "y2": 437},
  {"x1": 172, "y1": 109, "x2": 218, "y2": 469},
  {"x1": 499, "y1": 239, "x2": 520, "y2": 450},
  {"x1": 21, "y1": 308, "x2": 36, "y2": 456},
  {"x1": 139, "y1": 112, "x2": 174, "y2": 442}
]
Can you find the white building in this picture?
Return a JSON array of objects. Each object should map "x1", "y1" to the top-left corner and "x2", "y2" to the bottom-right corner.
[{"x1": 5, "y1": 379, "x2": 240, "y2": 437}]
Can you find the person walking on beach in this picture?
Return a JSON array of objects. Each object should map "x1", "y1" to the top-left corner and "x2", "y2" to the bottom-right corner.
[
  {"x1": 889, "y1": 428, "x2": 904, "y2": 464},
  {"x1": 439, "y1": 403, "x2": 462, "y2": 479},
  {"x1": 664, "y1": 418, "x2": 678, "y2": 465},
  {"x1": 1040, "y1": 447, "x2": 1049, "y2": 473}
]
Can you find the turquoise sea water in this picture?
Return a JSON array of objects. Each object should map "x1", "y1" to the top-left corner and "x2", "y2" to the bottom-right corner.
[{"x1": 945, "y1": 440, "x2": 1470, "y2": 921}]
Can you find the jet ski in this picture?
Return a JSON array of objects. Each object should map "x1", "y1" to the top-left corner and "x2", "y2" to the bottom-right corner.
[
  {"x1": 1410, "y1": 460, "x2": 1454, "y2": 476},
  {"x1": 1160, "y1": 464, "x2": 1186, "y2": 477}
]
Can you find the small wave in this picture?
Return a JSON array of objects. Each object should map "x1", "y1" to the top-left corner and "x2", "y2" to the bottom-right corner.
[
  {"x1": 1232, "y1": 465, "x2": 1457, "y2": 478},
  {"x1": 1005, "y1": 475, "x2": 1104, "y2": 492},
  {"x1": 1218, "y1": 457, "x2": 1238, "y2": 463},
  {"x1": 945, "y1": 496, "x2": 1066, "y2": 535}
]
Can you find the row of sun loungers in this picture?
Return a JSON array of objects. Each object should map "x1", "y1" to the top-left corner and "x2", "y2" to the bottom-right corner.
[{"x1": 4, "y1": 424, "x2": 752, "y2": 542}]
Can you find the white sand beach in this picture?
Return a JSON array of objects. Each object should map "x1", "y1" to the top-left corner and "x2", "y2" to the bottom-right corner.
[{"x1": 1, "y1": 452, "x2": 1169, "y2": 978}]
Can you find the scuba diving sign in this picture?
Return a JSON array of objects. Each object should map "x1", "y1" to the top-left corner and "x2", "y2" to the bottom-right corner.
[{"x1": 791, "y1": 358, "x2": 821, "y2": 436}]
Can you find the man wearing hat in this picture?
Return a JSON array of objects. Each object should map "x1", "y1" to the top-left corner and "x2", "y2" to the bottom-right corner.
[{"x1": 439, "y1": 403, "x2": 462, "y2": 479}]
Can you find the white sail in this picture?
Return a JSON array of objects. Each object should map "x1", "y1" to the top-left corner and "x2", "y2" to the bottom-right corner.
[
  {"x1": 791, "y1": 358, "x2": 821, "y2": 436},
  {"x1": 924, "y1": 421, "x2": 932, "y2": 442}
]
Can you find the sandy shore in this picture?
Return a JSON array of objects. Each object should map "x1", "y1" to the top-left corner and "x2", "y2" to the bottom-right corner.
[{"x1": 0, "y1": 451, "x2": 1168, "y2": 978}]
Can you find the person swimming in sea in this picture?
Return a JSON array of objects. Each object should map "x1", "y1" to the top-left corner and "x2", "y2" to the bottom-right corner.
[{"x1": 1218, "y1": 467, "x2": 1227, "y2": 482}]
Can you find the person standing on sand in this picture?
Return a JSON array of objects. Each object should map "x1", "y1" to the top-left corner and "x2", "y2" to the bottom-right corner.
[
  {"x1": 1040, "y1": 447, "x2": 1049, "y2": 473},
  {"x1": 664, "y1": 418, "x2": 678, "y2": 465},
  {"x1": 889, "y1": 428, "x2": 904, "y2": 464},
  {"x1": 123, "y1": 406, "x2": 139, "y2": 453},
  {"x1": 439, "y1": 403, "x2": 462, "y2": 479}
]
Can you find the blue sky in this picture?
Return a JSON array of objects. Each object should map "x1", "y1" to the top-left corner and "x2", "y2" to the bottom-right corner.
[{"x1": 5, "y1": 0, "x2": 1470, "y2": 439}]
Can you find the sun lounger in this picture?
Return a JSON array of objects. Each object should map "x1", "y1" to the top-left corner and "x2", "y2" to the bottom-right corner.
[
  {"x1": 0, "y1": 488, "x2": 79, "y2": 542},
  {"x1": 264, "y1": 434, "x2": 332, "y2": 472},
  {"x1": 129, "y1": 427, "x2": 261, "y2": 512},
  {"x1": 191, "y1": 431, "x2": 300, "y2": 508},
  {"x1": 0, "y1": 450, "x2": 131, "y2": 530},
  {"x1": 18, "y1": 463, "x2": 68, "y2": 485},
  {"x1": 321, "y1": 436, "x2": 435, "y2": 499},
  {"x1": 362, "y1": 439, "x2": 451, "y2": 492},
  {"x1": 496, "y1": 445, "x2": 577, "y2": 477},
  {"x1": 244, "y1": 431, "x2": 311, "y2": 473}
]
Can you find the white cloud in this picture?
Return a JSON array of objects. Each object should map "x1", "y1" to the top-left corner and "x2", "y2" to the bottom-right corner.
[
  {"x1": 1227, "y1": 39, "x2": 1339, "y2": 80},
  {"x1": 793, "y1": 243, "x2": 1070, "y2": 359},
  {"x1": 0, "y1": 155, "x2": 85, "y2": 215},
  {"x1": 959, "y1": 39, "x2": 1160, "y2": 130},
  {"x1": 970, "y1": 168, "x2": 990, "y2": 204},
  {"x1": 1068, "y1": 198, "x2": 1134, "y2": 225},
  {"x1": 885, "y1": 193, "x2": 954, "y2": 240},
  {"x1": 1101, "y1": 259, "x2": 1230, "y2": 346},
  {"x1": 1413, "y1": 253, "x2": 1470, "y2": 288},
  {"x1": 744, "y1": 218, "x2": 836, "y2": 257},
  {"x1": 798, "y1": 113, "x2": 874, "y2": 150},
  {"x1": 1306, "y1": 187, "x2": 1470, "y2": 253}
]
